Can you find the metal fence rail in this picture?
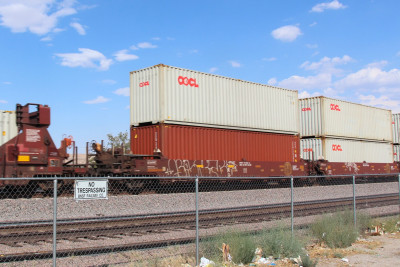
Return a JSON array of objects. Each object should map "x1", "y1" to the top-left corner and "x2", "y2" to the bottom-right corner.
[{"x1": 0, "y1": 174, "x2": 399, "y2": 266}]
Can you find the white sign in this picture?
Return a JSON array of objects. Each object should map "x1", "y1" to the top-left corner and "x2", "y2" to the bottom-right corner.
[{"x1": 74, "y1": 180, "x2": 108, "y2": 200}]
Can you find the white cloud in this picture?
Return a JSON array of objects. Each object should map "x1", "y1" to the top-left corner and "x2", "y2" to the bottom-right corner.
[
  {"x1": 113, "y1": 87, "x2": 129, "y2": 97},
  {"x1": 52, "y1": 27, "x2": 64, "y2": 33},
  {"x1": 267, "y1": 78, "x2": 277, "y2": 86},
  {"x1": 309, "y1": 22, "x2": 317, "y2": 27},
  {"x1": 190, "y1": 49, "x2": 199, "y2": 54},
  {"x1": 3, "y1": 81, "x2": 11, "y2": 85},
  {"x1": 152, "y1": 37, "x2": 160, "y2": 41},
  {"x1": 229, "y1": 61, "x2": 241, "y2": 68},
  {"x1": 271, "y1": 25, "x2": 302, "y2": 42},
  {"x1": 397, "y1": 51, "x2": 400, "y2": 56},
  {"x1": 334, "y1": 67, "x2": 400, "y2": 91},
  {"x1": 366, "y1": 61, "x2": 388, "y2": 69},
  {"x1": 102, "y1": 79, "x2": 116, "y2": 85},
  {"x1": 83, "y1": 96, "x2": 110, "y2": 104},
  {"x1": 262, "y1": 57, "x2": 277, "y2": 62},
  {"x1": 70, "y1": 22, "x2": 85, "y2": 35},
  {"x1": 40, "y1": 36, "x2": 52, "y2": 41},
  {"x1": 306, "y1": 44, "x2": 318, "y2": 49},
  {"x1": 358, "y1": 94, "x2": 399, "y2": 110},
  {"x1": 279, "y1": 73, "x2": 332, "y2": 90},
  {"x1": 114, "y1": 49, "x2": 139, "y2": 62},
  {"x1": 300, "y1": 55, "x2": 353, "y2": 75},
  {"x1": 137, "y1": 42, "x2": 157, "y2": 49},
  {"x1": 55, "y1": 48, "x2": 113, "y2": 70},
  {"x1": 209, "y1": 67, "x2": 218, "y2": 73},
  {"x1": 310, "y1": 0, "x2": 347, "y2": 13},
  {"x1": 0, "y1": 0, "x2": 77, "y2": 35},
  {"x1": 298, "y1": 91, "x2": 312, "y2": 99},
  {"x1": 299, "y1": 90, "x2": 323, "y2": 99},
  {"x1": 130, "y1": 45, "x2": 139, "y2": 50},
  {"x1": 274, "y1": 55, "x2": 400, "y2": 111},
  {"x1": 0, "y1": 99, "x2": 7, "y2": 103}
]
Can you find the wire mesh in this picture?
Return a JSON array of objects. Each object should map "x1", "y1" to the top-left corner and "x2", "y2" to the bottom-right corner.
[{"x1": 0, "y1": 174, "x2": 399, "y2": 266}]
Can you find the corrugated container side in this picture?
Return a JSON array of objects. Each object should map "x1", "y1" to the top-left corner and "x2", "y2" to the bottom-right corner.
[
  {"x1": 0, "y1": 111, "x2": 18, "y2": 146},
  {"x1": 300, "y1": 137, "x2": 393, "y2": 163},
  {"x1": 131, "y1": 124, "x2": 299, "y2": 162},
  {"x1": 394, "y1": 145, "x2": 400, "y2": 162},
  {"x1": 392, "y1": 114, "x2": 400, "y2": 144},
  {"x1": 130, "y1": 64, "x2": 299, "y2": 134},
  {"x1": 300, "y1": 97, "x2": 393, "y2": 142},
  {"x1": 300, "y1": 138, "x2": 323, "y2": 161}
]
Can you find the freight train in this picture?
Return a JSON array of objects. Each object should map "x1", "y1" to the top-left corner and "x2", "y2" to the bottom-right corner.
[{"x1": 1, "y1": 64, "x2": 399, "y2": 193}]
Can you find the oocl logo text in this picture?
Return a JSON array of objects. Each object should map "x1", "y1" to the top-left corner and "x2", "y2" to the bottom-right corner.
[
  {"x1": 302, "y1": 107, "x2": 311, "y2": 111},
  {"x1": 178, "y1": 76, "x2": 199, "y2": 87},
  {"x1": 139, "y1": 81, "x2": 150, "y2": 87},
  {"x1": 330, "y1": 104, "x2": 341, "y2": 111},
  {"x1": 303, "y1": 148, "x2": 313, "y2": 152},
  {"x1": 332, "y1": 144, "x2": 342, "y2": 151}
]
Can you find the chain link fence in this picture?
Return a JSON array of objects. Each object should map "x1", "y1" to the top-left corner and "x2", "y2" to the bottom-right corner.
[{"x1": 0, "y1": 174, "x2": 399, "y2": 266}]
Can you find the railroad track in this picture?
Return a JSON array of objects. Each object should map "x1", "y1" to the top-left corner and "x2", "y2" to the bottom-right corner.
[{"x1": 0, "y1": 193, "x2": 398, "y2": 263}]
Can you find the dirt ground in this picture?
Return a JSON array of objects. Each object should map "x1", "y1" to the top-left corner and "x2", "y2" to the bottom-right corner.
[{"x1": 308, "y1": 232, "x2": 400, "y2": 267}]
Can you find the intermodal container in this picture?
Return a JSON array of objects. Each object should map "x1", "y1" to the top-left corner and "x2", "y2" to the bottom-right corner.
[
  {"x1": 0, "y1": 110, "x2": 17, "y2": 146},
  {"x1": 300, "y1": 138, "x2": 393, "y2": 163},
  {"x1": 392, "y1": 114, "x2": 400, "y2": 144},
  {"x1": 394, "y1": 145, "x2": 400, "y2": 162},
  {"x1": 300, "y1": 97, "x2": 392, "y2": 142},
  {"x1": 131, "y1": 124, "x2": 300, "y2": 162},
  {"x1": 130, "y1": 64, "x2": 299, "y2": 134}
]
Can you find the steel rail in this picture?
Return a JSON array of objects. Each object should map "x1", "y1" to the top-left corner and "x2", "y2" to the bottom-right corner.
[{"x1": 0, "y1": 193, "x2": 398, "y2": 263}]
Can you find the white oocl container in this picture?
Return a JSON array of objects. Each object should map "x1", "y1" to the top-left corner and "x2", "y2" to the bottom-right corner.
[
  {"x1": 300, "y1": 97, "x2": 392, "y2": 142},
  {"x1": 130, "y1": 64, "x2": 299, "y2": 134},
  {"x1": 392, "y1": 114, "x2": 400, "y2": 144},
  {"x1": 0, "y1": 110, "x2": 18, "y2": 146},
  {"x1": 300, "y1": 138, "x2": 393, "y2": 163}
]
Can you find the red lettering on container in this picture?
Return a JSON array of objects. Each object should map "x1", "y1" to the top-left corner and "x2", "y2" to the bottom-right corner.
[
  {"x1": 332, "y1": 144, "x2": 342, "y2": 151},
  {"x1": 303, "y1": 148, "x2": 313, "y2": 152},
  {"x1": 178, "y1": 76, "x2": 199, "y2": 87},
  {"x1": 302, "y1": 107, "x2": 311, "y2": 111},
  {"x1": 330, "y1": 104, "x2": 341, "y2": 111},
  {"x1": 139, "y1": 81, "x2": 150, "y2": 87}
]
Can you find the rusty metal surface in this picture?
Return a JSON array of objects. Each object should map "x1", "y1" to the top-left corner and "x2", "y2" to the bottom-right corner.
[{"x1": 131, "y1": 123, "x2": 300, "y2": 162}]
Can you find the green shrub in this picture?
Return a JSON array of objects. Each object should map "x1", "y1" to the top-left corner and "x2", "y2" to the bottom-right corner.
[
  {"x1": 381, "y1": 217, "x2": 400, "y2": 233},
  {"x1": 200, "y1": 229, "x2": 256, "y2": 265},
  {"x1": 311, "y1": 210, "x2": 371, "y2": 248},
  {"x1": 258, "y1": 226, "x2": 304, "y2": 259},
  {"x1": 300, "y1": 254, "x2": 318, "y2": 267}
]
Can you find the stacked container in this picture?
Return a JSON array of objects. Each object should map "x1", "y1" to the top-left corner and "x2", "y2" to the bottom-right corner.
[
  {"x1": 392, "y1": 113, "x2": 400, "y2": 161},
  {"x1": 0, "y1": 110, "x2": 18, "y2": 146},
  {"x1": 130, "y1": 64, "x2": 300, "y2": 162},
  {"x1": 300, "y1": 97, "x2": 393, "y2": 163}
]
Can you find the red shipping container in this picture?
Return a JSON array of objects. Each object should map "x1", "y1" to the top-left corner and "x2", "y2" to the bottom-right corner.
[{"x1": 131, "y1": 124, "x2": 299, "y2": 163}]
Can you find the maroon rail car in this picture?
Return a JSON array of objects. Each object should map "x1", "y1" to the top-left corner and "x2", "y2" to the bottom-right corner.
[
  {"x1": 131, "y1": 123, "x2": 305, "y2": 177},
  {"x1": 0, "y1": 104, "x2": 71, "y2": 186}
]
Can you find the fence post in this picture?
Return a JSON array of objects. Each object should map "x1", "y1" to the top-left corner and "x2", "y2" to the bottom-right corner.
[
  {"x1": 53, "y1": 178, "x2": 58, "y2": 267},
  {"x1": 352, "y1": 175, "x2": 356, "y2": 228},
  {"x1": 290, "y1": 176, "x2": 294, "y2": 235},
  {"x1": 195, "y1": 176, "x2": 199, "y2": 267}
]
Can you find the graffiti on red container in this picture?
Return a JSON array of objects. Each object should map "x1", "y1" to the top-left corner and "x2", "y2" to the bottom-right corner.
[{"x1": 165, "y1": 159, "x2": 237, "y2": 177}]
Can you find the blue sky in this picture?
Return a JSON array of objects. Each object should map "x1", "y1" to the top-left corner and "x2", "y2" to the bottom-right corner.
[{"x1": 1, "y1": 0, "x2": 400, "y2": 149}]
